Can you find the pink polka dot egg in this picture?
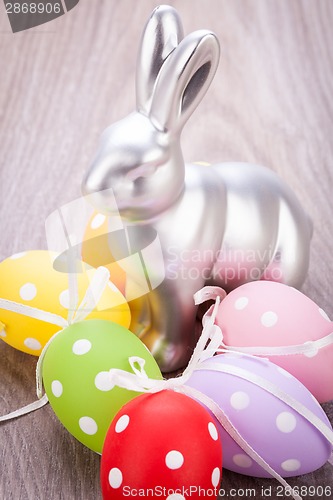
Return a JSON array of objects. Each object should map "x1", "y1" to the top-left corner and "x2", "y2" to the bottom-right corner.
[
  {"x1": 214, "y1": 281, "x2": 333, "y2": 402},
  {"x1": 0, "y1": 250, "x2": 130, "y2": 355},
  {"x1": 186, "y1": 353, "x2": 333, "y2": 478}
]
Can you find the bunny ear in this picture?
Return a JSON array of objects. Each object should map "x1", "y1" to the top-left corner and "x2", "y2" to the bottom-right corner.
[
  {"x1": 149, "y1": 30, "x2": 220, "y2": 133},
  {"x1": 136, "y1": 5, "x2": 184, "y2": 116}
]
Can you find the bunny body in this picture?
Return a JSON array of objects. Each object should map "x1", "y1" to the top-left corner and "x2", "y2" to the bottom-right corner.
[{"x1": 82, "y1": 6, "x2": 312, "y2": 371}]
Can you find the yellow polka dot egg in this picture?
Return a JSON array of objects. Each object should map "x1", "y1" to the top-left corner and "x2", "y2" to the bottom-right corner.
[{"x1": 0, "y1": 250, "x2": 131, "y2": 355}]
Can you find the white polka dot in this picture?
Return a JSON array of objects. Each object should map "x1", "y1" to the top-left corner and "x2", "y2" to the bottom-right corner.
[
  {"x1": 212, "y1": 467, "x2": 221, "y2": 487},
  {"x1": 10, "y1": 251, "x2": 27, "y2": 260},
  {"x1": 59, "y1": 289, "x2": 70, "y2": 309},
  {"x1": 23, "y1": 338, "x2": 42, "y2": 351},
  {"x1": 95, "y1": 371, "x2": 114, "y2": 391},
  {"x1": 73, "y1": 339, "x2": 92, "y2": 355},
  {"x1": 208, "y1": 422, "x2": 218, "y2": 441},
  {"x1": 79, "y1": 416, "x2": 98, "y2": 435},
  {"x1": 165, "y1": 450, "x2": 184, "y2": 470},
  {"x1": 303, "y1": 341, "x2": 319, "y2": 358},
  {"x1": 276, "y1": 366, "x2": 293, "y2": 378},
  {"x1": 108, "y1": 468, "x2": 123, "y2": 488},
  {"x1": 91, "y1": 213, "x2": 106, "y2": 230},
  {"x1": 115, "y1": 415, "x2": 130, "y2": 433},
  {"x1": 166, "y1": 495, "x2": 185, "y2": 500},
  {"x1": 319, "y1": 308, "x2": 330, "y2": 321},
  {"x1": 230, "y1": 391, "x2": 250, "y2": 410},
  {"x1": 0, "y1": 328, "x2": 6, "y2": 338},
  {"x1": 276, "y1": 412, "x2": 297, "y2": 433},
  {"x1": 233, "y1": 454, "x2": 253, "y2": 468},
  {"x1": 235, "y1": 297, "x2": 249, "y2": 310},
  {"x1": 261, "y1": 311, "x2": 278, "y2": 327},
  {"x1": 281, "y1": 459, "x2": 301, "y2": 472},
  {"x1": 19, "y1": 283, "x2": 37, "y2": 301},
  {"x1": 51, "y1": 380, "x2": 63, "y2": 398}
]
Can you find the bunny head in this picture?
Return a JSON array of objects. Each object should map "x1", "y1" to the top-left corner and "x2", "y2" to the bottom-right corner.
[{"x1": 82, "y1": 5, "x2": 220, "y2": 221}]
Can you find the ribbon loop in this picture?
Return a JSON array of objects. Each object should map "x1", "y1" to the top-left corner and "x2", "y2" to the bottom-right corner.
[
  {"x1": 194, "y1": 285, "x2": 227, "y2": 305},
  {"x1": 129, "y1": 356, "x2": 149, "y2": 378}
]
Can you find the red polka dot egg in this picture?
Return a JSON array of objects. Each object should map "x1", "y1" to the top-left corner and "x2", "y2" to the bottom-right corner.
[
  {"x1": 0, "y1": 250, "x2": 131, "y2": 355},
  {"x1": 100, "y1": 390, "x2": 222, "y2": 499},
  {"x1": 214, "y1": 281, "x2": 333, "y2": 402}
]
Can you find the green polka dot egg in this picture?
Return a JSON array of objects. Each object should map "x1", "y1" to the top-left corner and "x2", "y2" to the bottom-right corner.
[
  {"x1": 42, "y1": 319, "x2": 162, "y2": 453},
  {"x1": 0, "y1": 250, "x2": 131, "y2": 355}
]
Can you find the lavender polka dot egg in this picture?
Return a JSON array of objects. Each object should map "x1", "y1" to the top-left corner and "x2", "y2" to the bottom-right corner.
[
  {"x1": 215, "y1": 281, "x2": 333, "y2": 402},
  {"x1": 186, "y1": 354, "x2": 332, "y2": 477}
]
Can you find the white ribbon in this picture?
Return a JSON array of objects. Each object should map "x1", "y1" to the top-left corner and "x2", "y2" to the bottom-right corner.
[
  {"x1": 218, "y1": 333, "x2": 333, "y2": 357},
  {"x1": 0, "y1": 266, "x2": 111, "y2": 421},
  {"x1": 195, "y1": 360, "x2": 333, "y2": 444},
  {"x1": 0, "y1": 395, "x2": 49, "y2": 421},
  {"x1": 105, "y1": 292, "x2": 333, "y2": 500},
  {"x1": 107, "y1": 293, "x2": 223, "y2": 393},
  {"x1": 194, "y1": 285, "x2": 227, "y2": 305},
  {"x1": 0, "y1": 300, "x2": 68, "y2": 329},
  {"x1": 194, "y1": 286, "x2": 333, "y2": 357}
]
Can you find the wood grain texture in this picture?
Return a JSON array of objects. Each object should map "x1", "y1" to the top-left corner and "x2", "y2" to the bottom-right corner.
[{"x1": 1, "y1": 0, "x2": 333, "y2": 498}]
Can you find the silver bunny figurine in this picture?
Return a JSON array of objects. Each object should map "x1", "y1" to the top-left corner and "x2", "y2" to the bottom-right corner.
[{"x1": 82, "y1": 5, "x2": 312, "y2": 372}]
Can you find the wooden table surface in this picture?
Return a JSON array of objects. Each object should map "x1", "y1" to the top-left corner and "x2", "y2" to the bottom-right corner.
[{"x1": 1, "y1": 1, "x2": 333, "y2": 499}]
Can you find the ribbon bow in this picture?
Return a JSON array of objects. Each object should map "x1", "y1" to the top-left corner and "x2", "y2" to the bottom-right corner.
[{"x1": 107, "y1": 287, "x2": 224, "y2": 395}]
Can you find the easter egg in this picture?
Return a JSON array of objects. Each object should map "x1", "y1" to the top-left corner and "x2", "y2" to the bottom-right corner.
[
  {"x1": 215, "y1": 281, "x2": 333, "y2": 402},
  {"x1": 0, "y1": 250, "x2": 130, "y2": 355},
  {"x1": 101, "y1": 390, "x2": 222, "y2": 499},
  {"x1": 42, "y1": 319, "x2": 162, "y2": 453},
  {"x1": 186, "y1": 353, "x2": 332, "y2": 477}
]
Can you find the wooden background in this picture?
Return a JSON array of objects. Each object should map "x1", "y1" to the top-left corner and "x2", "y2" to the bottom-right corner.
[{"x1": 1, "y1": 0, "x2": 333, "y2": 498}]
